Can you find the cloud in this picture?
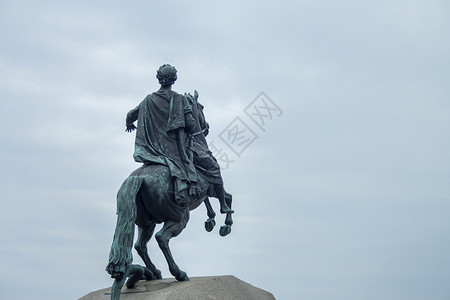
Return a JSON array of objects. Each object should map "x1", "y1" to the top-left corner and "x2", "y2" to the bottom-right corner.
[{"x1": 1, "y1": 1, "x2": 450, "y2": 300}]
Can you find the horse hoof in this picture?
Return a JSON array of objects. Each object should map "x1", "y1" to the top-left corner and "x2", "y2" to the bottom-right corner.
[
  {"x1": 175, "y1": 271, "x2": 190, "y2": 281},
  {"x1": 153, "y1": 269, "x2": 163, "y2": 279},
  {"x1": 205, "y1": 219, "x2": 216, "y2": 232},
  {"x1": 143, "y1": 267, "x2": 160, "y2": 281},
  {"x1": 219, "y1": 225, "x2": 231, "y2": 236}
]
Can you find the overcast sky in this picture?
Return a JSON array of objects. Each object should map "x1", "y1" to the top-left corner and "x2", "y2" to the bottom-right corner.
[{"x1": 1, "y1": 1, "x2": 450, "y2": 299}]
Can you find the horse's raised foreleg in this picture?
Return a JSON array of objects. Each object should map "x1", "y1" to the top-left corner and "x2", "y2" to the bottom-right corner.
[
  {"x1": 214, "y1": 184, "x2": 234, "y2": 214},
  {"x1": 204, "y1": 198, "x2": 216, "y2": 232},
  {"x1": 224, "y1": 192, "x2": 233, "y2": 225},
  {"x1": 220, "y1": 192, "x2": 233, "y2": 236},
  {"x1": 134, "y1": 225, "x2": 162, "y2": 279},
  {"x1": 155, "y1": 219, "x2": 189, "y2": 281}
]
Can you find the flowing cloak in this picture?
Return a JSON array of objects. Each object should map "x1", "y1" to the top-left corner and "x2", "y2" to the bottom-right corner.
[
  {"x1": 188, "y1": 96, "x2": 223, "y2": 185},
  {"x1": 126, "y1": 90, "x2": 197, "y2": 203}
]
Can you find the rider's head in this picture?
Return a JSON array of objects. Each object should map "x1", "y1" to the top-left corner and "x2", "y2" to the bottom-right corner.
[{"x1": 156, "y1": 64, "x2": 177, "y2": 86}]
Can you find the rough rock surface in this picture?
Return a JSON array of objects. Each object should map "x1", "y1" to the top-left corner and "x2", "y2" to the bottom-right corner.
[{"x1": 79, "y1": 275, "x2": 276, "y2": 300}]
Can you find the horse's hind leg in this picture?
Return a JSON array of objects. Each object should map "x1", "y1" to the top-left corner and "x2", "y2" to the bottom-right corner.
[
  {"x1": 155, "y1": 220, "x2": 189, "y2": 281},
  {"x1": 134, "y1": 224, "x2": 162, "y2": 279}
]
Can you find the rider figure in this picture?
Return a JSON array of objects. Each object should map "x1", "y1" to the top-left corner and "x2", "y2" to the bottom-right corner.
[
  {"x1": 185, "y1": 91, "x2": 233, "y2": 214},
  {"x1": 125, "y1": 64, "x2": 197, "y2": 204}
]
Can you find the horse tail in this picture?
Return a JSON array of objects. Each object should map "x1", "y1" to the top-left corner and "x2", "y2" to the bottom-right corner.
[{"x1": 106, "y1": 175, "x2": 143, "y2": 278}]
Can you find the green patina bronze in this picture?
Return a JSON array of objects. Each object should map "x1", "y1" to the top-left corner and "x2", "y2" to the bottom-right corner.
[{"x1": 106, "y1": 64, "x2": 234, "y2": 300}]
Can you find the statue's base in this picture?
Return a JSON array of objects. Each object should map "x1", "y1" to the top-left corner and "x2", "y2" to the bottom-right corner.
[{"x1": 79, "y1": 275, "x2": 275, "y2": 300}]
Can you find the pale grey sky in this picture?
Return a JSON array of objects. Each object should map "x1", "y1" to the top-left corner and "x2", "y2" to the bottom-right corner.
[{"x1": 1, "y1": 1, "x2": 450, "y2": 299}]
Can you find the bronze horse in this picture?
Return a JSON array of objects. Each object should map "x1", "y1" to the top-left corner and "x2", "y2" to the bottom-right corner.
[
  {"x1": 106, "y1": 165, "x2": 233, "y2": 299},
  {"x1": 106, "y1": 92, "x2": 233, "y2": 299}
]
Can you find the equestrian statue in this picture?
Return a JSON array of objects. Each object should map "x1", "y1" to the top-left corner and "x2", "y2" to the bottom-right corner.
[{"x1": 105, "y1": 64, "x2": 234, "y2": 300}]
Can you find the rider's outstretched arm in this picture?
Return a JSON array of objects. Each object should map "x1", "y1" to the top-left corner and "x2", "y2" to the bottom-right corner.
[{"x1": 126, "y1": 104, "x2": 140, "y2": 132}]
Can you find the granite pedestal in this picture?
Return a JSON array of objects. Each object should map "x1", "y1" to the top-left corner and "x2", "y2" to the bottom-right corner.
[{"x1": 80, "y1": 275, "x2": 275, "y2": 300}]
